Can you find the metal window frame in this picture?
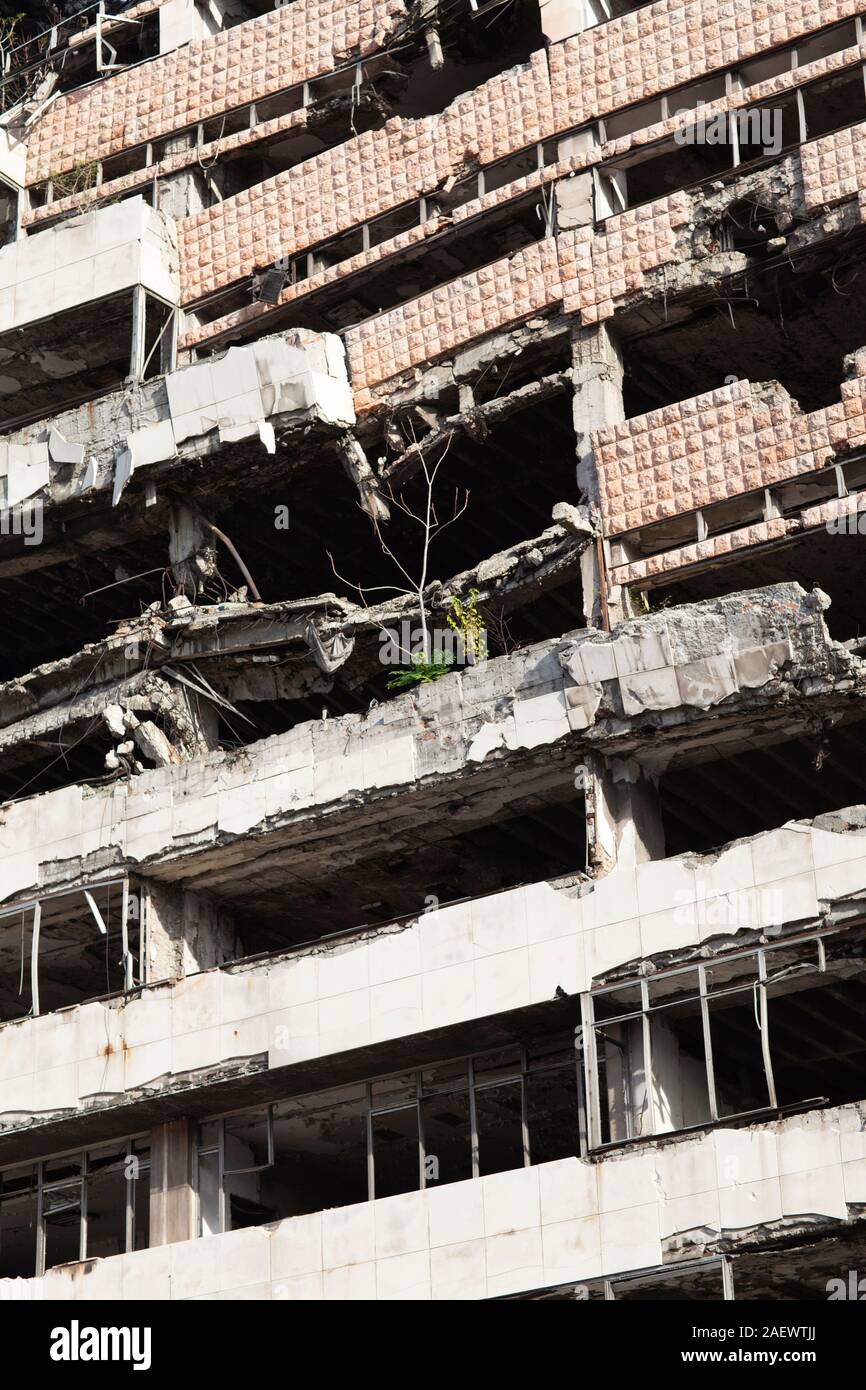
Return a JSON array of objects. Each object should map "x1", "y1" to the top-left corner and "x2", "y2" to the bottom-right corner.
[
  {"x1": 2, "y1": 1134, "x2": 149, "y2": 1277},
  {"x1": 222, "y1": 1105, "x2": 275, "y2": 1176},
  {"x1": 95, "y1": 7, "x2": 144, "y2": 75},
  {"x1": 0, "y1": 876, "x2": 140, "y2": 1020},
  {"x1": 599, "y1": 1254, "x2": 734, "y2": 1300},
  {"x1": 583, "y1": 928, "x2": 834, "y2": 1151},
  {"x1": 200, "y1": 1032, "x2": 585, "y2": 1223}
]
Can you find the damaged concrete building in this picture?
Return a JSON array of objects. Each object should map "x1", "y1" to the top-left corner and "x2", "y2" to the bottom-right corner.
[{"x1": 0, "y1": 0, "x2": 864, "y2": 1303}]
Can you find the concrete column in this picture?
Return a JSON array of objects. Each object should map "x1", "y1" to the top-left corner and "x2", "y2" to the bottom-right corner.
[
  {"x1": 157, "y1": 134, "x2": 210, "y2": 219},
  {"x1": 585, "y1": 754, "x2": 665, "y2": 875},
  {"x1": 168, "y1": 503, "x2": 212, "y2": 599},
  {"x1": 572, "y1": 323, "x2": 626, "y2": 627},
  {"x1": 554, "y1": 130, "x2": 596, "y2": 234},
  {"x1": 149, "y1": 1119, "x2": 195, "y2": 1246},
  {"x1": 144, "y1": 881, "x2": 239, "y2": 982}
]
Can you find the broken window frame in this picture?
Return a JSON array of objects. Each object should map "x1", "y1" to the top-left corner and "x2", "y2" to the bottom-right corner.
[
  {"x1": 581, "y1": 928, "x2": 837, "y2": 1152},
  {"x1": 602, "y1": 1254, "x2": 735, "y2": 1301},
  {"x1": 547, "y1": 1255, "x2": 735, "y2": 1301},
  {"x1": 592, "y1": 17, "x2": 866, "y2": 223},
  {"x1": 195, "y1": 1030, "x2": 585, "y2": 1234},
  {"x1": 0, "y1": 876, "x2": 140, "y2": 1021},
  {"x1": 0, "y1": 1134, "x2": 150, "y2": 1278}
]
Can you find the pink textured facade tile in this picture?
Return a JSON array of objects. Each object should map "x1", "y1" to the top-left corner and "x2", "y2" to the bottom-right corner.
[
  {"x1": 596, "y1": 363, "x2": 866, "y2": 540},
  {"x1": 801, "y1": 120, "x2": 866, "y2": 210},
  {"x1": 26, "y1": 0, "x2": 407, "y2": 183},
  {"x1": 27, "y1": 0, "x2": 863, "y2": 191},
  {"x1": 343, "y1": 238, "x2": 562, "y2": 391}
]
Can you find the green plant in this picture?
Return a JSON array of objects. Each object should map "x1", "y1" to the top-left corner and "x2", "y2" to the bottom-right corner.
[
  {"x1": 386, "y1": 653, "x2": 454, "y2": 690},
  {"x1": 446, "y1": 587, "x2": 485, "y2": 662},
  {"x1": 49, "y1": 159, "x2": 100, "y2": 199},
  {"x1": 0, "y1": 14, "x2": 26, "y2": 48}
]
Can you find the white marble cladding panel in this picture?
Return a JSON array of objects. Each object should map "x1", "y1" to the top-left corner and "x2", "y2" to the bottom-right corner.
[
  {"x1": 0, "y1": 813, "x2": 862, "y2": 1126},
  {"x1": 2, "y1": 1102, "x2": 864, "y2": 1300},
  {"x1": 0, "y1": 198, "x2": 179, "y2": 331}
]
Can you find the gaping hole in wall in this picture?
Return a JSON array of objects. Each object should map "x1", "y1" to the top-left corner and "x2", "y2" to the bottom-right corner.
[
  {"x1": 0, "y1": 880, "x2": 139, "y2": 1021},
  {"x1": 0, "y1": 1137, "x2": 149, "y2": 1280},
  {"x1": 587, "y1": 929, "x2": 866, "y2": 1150},
  {"x1": 198, "y1": 1027, "x2": 581, "y2": 1234},
  {"x1": 196, "y1": 389, "x2": 582, "y2": 690},
  {"x1": 0, "y1": 381, "x2": 579, "y2": 708},
  {"x1": 0, "y1": 533, "x2": 174, "y2": 685},
  {"x1": 658, "y1": 723, "x2": 866, "y2": 857},
  {"x1": 216, "y1": 1, "x2": 289, "y2": 30},
  {"x1": 0, "y1": 6, "x2": 159, "y2": 107},
  {"x1": 230, "y1": 787, "x2": 587, "y2": 949},
  {"x1": 391, "y1": 0, "x2": 543, "y2": 122},
  {"x1": 0, "y1": 288, "x2": 140, "y2": 429},
  {"x1": 0, "y1": 720, "x2": 117, "y2": 804},
  {"x1": 621, "y1": 250, "x2": 866, "y2": 417},
  {"x1": 643, "y1": 528, "x2": 866, "y2": 644}
]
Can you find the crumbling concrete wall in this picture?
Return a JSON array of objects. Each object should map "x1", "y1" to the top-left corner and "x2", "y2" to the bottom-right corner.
[
  {"x1": 0, "y1": 583, "x2": 846, "y2": 905},
  {"x1": 0, "y1": 327, "x2": 354, "y2": 525},
  {"x1": 145, "y1": 880, "x2": 240, "y2": 980}
]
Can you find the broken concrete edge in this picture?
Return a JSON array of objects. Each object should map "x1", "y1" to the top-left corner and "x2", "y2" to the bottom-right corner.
[
  {"x1": 0, "y1": 327, "x2": 356, "y2": 518},
  {"x1": 0, "y1": 594, "x2": 356, "y2": 727},
  {"x1": 0, "y1": 581, "x2": 855, "y2": 912},
  {"x1": 0, "y1": 522, "x2": 593, "y2": 754}
]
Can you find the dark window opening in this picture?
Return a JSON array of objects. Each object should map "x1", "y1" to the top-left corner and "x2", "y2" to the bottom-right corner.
[
  {"x1": 392, "y1": 0, "x2": 543, "y2": 122},
  {"x1": 642, "y1": 525, "x2": 866, "y2": 646},
  {"x1": 658, "y1": 725, "x2": 866, "y2": 859},
  {"x1": 621, "y1": 244, "x2": 866, "y2": 418},
  {"x1": 200, "y1": 1027, "x2": 581, "y2": 1232},
  {"x1": 735, "y1": 95, "x2": 801, "y2": 161},
  {"x1": 801, "y1": 69, "x2": 866, "y2": 140},
  {"x1": 599, "y1": 137, "x2": 731, "y2": 216},
  {"x1": 232, "y1": 793, "x2": 587, "y2": 951},
  {"x1": 0, "y1": 880, "x2": 139, "y2": 1022},
  {"x1": 0, "y1": 177, "x2": 17, "y2": 248},
  {"x1": 587, "y1": 929, "x2": 866, "y2": 1151},
  {"x1": 0, "y1": 1137, "x2": 149, "y2": 1279}
]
